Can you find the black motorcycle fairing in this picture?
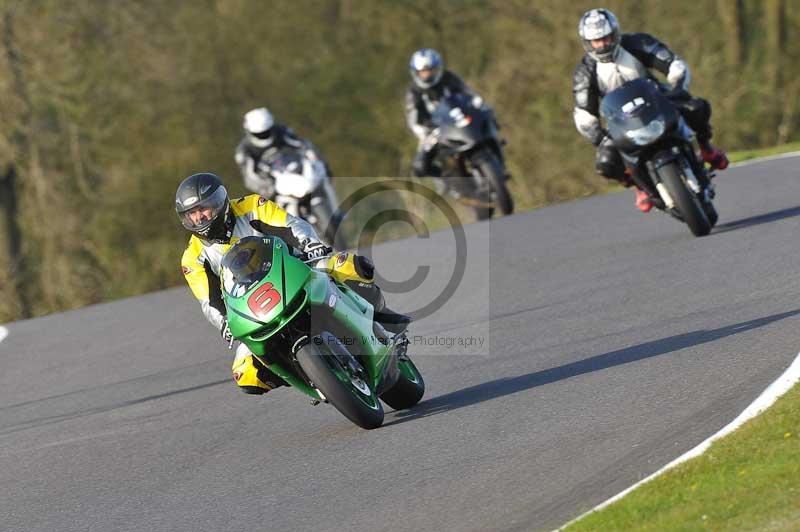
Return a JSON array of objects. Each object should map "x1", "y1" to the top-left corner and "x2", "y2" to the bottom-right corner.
[
  {"x1": 601, "y1": 78, "x2": 680, "y2": 155},
  {"x1": 430, "y1": 93, "x2": 501, "y2": 156}
]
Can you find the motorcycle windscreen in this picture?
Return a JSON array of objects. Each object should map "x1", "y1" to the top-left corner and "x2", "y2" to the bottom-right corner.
[
  {"x1": 221, "y1": 236, "x2": 275, "y2": 297},
  {"x1": 264, "y1": 148, "x2": 303, "y2": 174},
  {"x1": 222, "y1": 236, "x2": 312, "y2": 342},
  {"x1": 601, "y1": 79, "x2": 679, "y2": 151},
  {"x1": 268, "y1": 147, "x2": 323, "y2": 198},
  {"x1": 431, "y1": 93, "x2": 484, "y2": 151},
  {"x1": 431, "y1": 93, "x2": 474, "y2": 126}
]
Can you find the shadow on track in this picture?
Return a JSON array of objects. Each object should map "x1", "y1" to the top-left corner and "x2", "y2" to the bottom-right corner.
[
  {"x1": 384, "y1": 308, "x2": 800, "y2": 426},
  {"x1": 714, "y1": 206, "x2": 800, "y2": 234},
  {"x1": 414, "y1": 301, "x2": 565, "y2": 337},
  {"x1": 0, "y1": 378, "x2": 229, "y2": 435}
]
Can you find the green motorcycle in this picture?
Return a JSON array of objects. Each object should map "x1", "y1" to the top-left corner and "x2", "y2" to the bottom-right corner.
[{"x1": 220, "y1": 236, "x2": 425, "y2": 429}]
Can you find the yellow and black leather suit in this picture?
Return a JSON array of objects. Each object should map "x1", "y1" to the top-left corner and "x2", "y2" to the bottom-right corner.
[
  {"x1": 181, "y1": 194, "x2": 322, "y2": 331},
  {"x1": 181, "y1": 194, "x2": 377, "y2": 394}
]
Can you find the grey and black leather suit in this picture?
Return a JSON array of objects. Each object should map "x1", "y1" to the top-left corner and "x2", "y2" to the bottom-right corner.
[
  {"x1": 405, "y1": 70, "x2": 482, "y2": 177},
  {"x1": 573, "y1": 33, "x2": 713, "y2": 182},
  {"x1": 234, "y1": 125, "x2": 328, "y2": 197}
]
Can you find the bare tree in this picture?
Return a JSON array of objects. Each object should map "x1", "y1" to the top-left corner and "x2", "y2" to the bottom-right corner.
[{"x1": 0, "y1": 164, "x2": 30, "y2": 318}]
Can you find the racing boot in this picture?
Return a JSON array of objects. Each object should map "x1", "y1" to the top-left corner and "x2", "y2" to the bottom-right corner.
[
  {"x1": 348, "y1": 279, "x2": 411, "y2": 334},
  {"x1": 635, "y1": 188, "x2": 654, "y2": 213},
  {"x1": 374, "y1": 305, "x2": 412, "y2": 335},
  {"x1": 700, "y1": 142, "x2": 729, "y2": 170},
  {"x1": 231, "y1": 344, "x2": 287, "y2": 395}
]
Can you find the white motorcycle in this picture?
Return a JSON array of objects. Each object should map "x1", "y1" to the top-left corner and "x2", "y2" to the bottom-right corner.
[{"x1": 248, "y1": 147, "x2": 344, "y2": 247}]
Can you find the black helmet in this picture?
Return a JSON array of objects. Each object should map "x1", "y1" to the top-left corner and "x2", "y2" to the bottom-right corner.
[
  {"x1": 175, "y1": 173, "x2": 233, "y2": 244},
  {"x1": 578, "y1": 8, "x2": 621, "y2": 63}
]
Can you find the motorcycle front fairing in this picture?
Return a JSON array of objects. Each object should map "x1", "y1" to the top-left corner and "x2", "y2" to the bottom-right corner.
[
  {"x1": 269, "y1": 148, "x2": 325, "y2": 199},
  {"x1": 601, "y1": 78, "x2": 690, "y2": 200},
  {"x1": 432, "y1": 94, "x2": 497, "y2": 155},
  {"x1": 601, "y1": 78, "x2": 680, "y2": 156},
  {"x1": 222, "y1": 237, "x2": 310, "y2": 348},
  {"x1": 221, "y1": 236, "x2": 401, "y2": 400}
]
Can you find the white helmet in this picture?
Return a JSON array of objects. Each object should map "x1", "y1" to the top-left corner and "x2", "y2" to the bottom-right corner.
[
  {"x1": 578, "y1": 8, "x2": 621, "y2": 63},
  {"x1": 243, "y1": 107, "x2": 276, "y2": 148}
]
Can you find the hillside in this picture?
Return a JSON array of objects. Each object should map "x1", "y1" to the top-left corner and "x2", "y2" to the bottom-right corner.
[{"x1": 0, "y1": 0, "x2": 796, "y2": 320}]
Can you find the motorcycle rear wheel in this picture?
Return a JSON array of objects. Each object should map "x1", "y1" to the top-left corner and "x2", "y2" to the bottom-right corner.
[{"x1": 380, "y1": 356, "x2": 425, "y2": 410}]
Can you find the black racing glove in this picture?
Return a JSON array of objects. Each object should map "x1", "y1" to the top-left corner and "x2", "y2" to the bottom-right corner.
[
  {"x1": 303, "y1": 241, "x2": 332, "y2": 261},
  {"x1": 220, "y1": 318, "x2": 233, "y2": 343}
]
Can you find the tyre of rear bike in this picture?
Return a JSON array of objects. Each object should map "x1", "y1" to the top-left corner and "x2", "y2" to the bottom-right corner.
[
  {"x1": 475, "y1": 153, "x2": 514, "y2": 216},
  {"x1": 380, "y1": 357, "x2": 425, "y2": 410},
  {"x1": 474, "y1": 206, "x2": 494, "y2": 220},
  {"x1": 657, "y1": 161, "x2": 711, "y2": 237},
  {"x1": 295, "y1": 335, "x2": 384, "y2": 430}
]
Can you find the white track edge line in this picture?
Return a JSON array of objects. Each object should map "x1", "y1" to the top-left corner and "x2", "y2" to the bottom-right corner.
[{"x1": 557, "y1": 350, "x2": 800, "y2": 530}]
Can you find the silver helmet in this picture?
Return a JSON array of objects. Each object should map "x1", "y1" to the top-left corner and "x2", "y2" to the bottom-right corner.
[
  {"x1": 175, "y1": 172, "x2": 232, "y2": 244},
  {"x1": 579, "y1": 8, "x2": 621, "y2": 63}
]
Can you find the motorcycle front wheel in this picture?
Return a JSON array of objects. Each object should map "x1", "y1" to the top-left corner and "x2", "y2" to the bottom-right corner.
[
  {"x1": 472, "y1": 152, "x2": 513, "y2": 218},
  {"x1": 657, "y1": 160, "x2": 712, "y2": 237},
  {"x1": 296, "y1": 332, "x2": 384, "y2": 430}
]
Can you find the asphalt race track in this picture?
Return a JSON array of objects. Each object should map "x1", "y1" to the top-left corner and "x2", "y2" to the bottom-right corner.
[{"x1": 2, "y1": 155, "x2": 799, "y2": 531}]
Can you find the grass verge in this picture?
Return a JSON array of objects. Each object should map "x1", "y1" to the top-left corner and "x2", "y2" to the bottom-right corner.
[
  {"x1": 728, "y1": 141, "x2": 800, "y2": 164},
  {"x1": 563, "y1": 382, "x2": 800, "y2": 531}
]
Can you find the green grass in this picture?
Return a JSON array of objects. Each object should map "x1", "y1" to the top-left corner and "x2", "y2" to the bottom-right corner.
[
  {"x1": 564, "y1": 383, "x2": 800, "y2": 531},
  {"x1": 729, "y1": 141, "x2": 800, "y2": 164}
]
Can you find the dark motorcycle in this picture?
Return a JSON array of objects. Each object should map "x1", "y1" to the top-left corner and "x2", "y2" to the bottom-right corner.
[
  {"x1": 601, "y1": 78, "x2": 718, "y2": 236},
  {"x1": 428, "y1": 93, "x2": 513, "y2": 220}
]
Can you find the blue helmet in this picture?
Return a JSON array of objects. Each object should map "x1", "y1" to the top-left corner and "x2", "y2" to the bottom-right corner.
[{"x1": 409, "y1": 48, "x2": 443, "y2": 89}]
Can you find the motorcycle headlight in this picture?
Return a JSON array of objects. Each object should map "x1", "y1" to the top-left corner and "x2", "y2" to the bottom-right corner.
[{"x1": 625, "y1": 119, "x2": 665, "y2": 146}]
